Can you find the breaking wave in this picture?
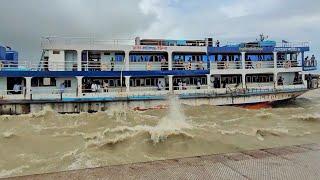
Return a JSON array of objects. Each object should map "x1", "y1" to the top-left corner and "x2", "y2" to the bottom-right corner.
[
  {"x1": 292, "y1": 113, "x2": 320, "y2": 122},
  {"x1": 86, "y1": 96, "x2": 193, "y2": 147},
  {"x1": 0, "y1": 166, "x2": 29, "y2": 178}
]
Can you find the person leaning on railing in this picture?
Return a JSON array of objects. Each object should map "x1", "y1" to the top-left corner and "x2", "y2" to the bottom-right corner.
[{"x1": 311, "y1": 55, "x2": 316, "y2": 67}]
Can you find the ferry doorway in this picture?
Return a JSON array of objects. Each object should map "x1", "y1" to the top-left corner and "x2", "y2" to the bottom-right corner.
[
  {"x1": 7, "y1": 77, "x2": 25, "y2": 95},
  {"x1": 173, "y1": 76, "x2": 207, "y2": 90},
  {"x1": 82, "y1": 77, "x2": 125, "y2": 93},
  {"x1": 212, "y1": 75, "x2": 242, "y2": 89}
]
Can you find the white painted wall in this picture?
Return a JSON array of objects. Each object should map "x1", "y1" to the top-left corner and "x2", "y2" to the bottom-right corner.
[
  {"x1": 48, "y1": 50, "x2": 65, "y2": 71},
  {"x1": 65, "y1": 51, "x2": 77, "y2": 71}
]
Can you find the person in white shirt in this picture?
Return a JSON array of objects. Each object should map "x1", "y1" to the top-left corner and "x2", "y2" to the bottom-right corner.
[
  {"x1": 178, "y1": 81, "x2": 183, "y2": 90},
  {"x1": 197, "y1": 80, "x2": 201, "y2": 89},
  {"x1": 103, "y1": 81, "x2": 109, "y2": 92},
  {"x1": 183, "y1": 81, "x2": 187, "y2": 90},
  {"x1": 91, "y1": 82, "x2": 97, "y2": 92},
  {"x1": 13, "y1": 84, "x2": 21, "y2": 94}
]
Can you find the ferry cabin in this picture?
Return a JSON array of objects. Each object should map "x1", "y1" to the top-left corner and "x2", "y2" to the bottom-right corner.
[{"x1": 0, "y1": 37, "x2": 317, "y2": 102}]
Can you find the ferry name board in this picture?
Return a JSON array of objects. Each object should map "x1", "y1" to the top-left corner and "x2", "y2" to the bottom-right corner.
[
  {"x1": 239, "y1": 47, "x2": 263, "y2": 52},
  {"x1": 133, "y1": 45, "x2": 168, "y2": 51},
  {"x1": 274, "y1": 47, "x2": 301, "y2": 52}
]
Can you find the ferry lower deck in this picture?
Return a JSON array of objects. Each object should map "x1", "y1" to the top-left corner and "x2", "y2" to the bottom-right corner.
[{"x1": 0, "y1": 36, "x2": 318, "y2": 114}]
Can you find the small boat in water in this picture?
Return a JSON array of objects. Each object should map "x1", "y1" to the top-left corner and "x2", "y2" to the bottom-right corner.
[{"x1": 0, "y1": 35, "x2": 318, "y2": 114}]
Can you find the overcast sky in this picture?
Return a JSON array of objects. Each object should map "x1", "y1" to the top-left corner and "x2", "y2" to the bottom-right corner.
[{"x1": 0, "y1": 0, "x2": 319, "y2": 67}]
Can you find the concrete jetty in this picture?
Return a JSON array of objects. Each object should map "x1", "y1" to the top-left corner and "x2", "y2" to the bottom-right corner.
[{"x1": 4, "y1": 144, "x2": 320, "y2": 180}]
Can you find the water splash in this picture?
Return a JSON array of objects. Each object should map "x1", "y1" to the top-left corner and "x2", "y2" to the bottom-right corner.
[{"x1": 85, "y1": 96, "x2": 193, "y2": 147}]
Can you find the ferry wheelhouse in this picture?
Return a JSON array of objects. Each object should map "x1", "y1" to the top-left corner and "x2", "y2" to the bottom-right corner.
[{"x1": 0, "y1": 36, "x2": 318, "y2": 114}]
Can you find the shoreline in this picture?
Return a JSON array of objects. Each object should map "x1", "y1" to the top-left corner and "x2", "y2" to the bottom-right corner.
[{"x1": 4, "y1": 143, "x2": 320, "y2": 180}]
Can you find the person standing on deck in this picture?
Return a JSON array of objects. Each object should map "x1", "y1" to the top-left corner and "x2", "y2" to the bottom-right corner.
[
  {"x1": 311, "y1": 55, "x2": 316, "y2": 67},
  {"x1": 91, "y1": 82, "x2": 98, "y2": 92},
  {"x1": 157, "y1": 81, "x2": 163, "y2": 91},
  {"x1": 103, "y1": 80, "x2": 109, "y2": 92},
  {"x1": 110, "y1": 58, "x2": 115, "y2": 71},
  {"x1": 216, "y1": 40, "x2": 220, "y2": 47},
  {"x1": 178, "y1": 80, "x2": 183, "y2": 90},
  {"x1": 59, "y1": 82, "x2": 65, "y2": 94},
  {"x1": 197, "y1": 80, "x2": 201, "y2": 89}
]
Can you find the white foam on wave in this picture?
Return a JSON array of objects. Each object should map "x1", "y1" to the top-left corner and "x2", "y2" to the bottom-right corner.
[
  {"x1": 0, "y1": 165, "x2": 29, "y2": 178},
  {"x1": 67, "y1": 152, "x2": 96, "y2": 171},
  {"x1": 2, "y1": 129, "x2": 16, "y2": 138},
  {"x1": 85, "y1": 96, "x2": 193, "y2": 147}
]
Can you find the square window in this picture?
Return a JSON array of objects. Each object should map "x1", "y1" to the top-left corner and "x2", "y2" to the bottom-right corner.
[{"x1": 53, "y1": 50, "x2": 60, "y2": 54}]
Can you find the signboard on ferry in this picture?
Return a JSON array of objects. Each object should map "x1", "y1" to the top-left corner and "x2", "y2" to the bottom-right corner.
[
  {"x1": 274, "y1": 47, "x2": 301, "y2": 52},
  {"x1": 239, "y1": 47, "x2": 263, "y2": 52},
  {"x1": 133, "y1": 45, "x2": 168, "y2": 51}
]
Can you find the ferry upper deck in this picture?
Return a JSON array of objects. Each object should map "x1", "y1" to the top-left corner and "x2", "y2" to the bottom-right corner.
[{"x1": 0, "y1": 36, "x2": 318, "y2": 105}]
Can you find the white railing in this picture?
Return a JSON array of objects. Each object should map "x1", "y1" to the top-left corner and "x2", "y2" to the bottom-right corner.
[
  {"x1": 129, "y1": 62, "x2": 169, "y2": 71},
  {"x1": 210, "y1": 61, "x2": 242, "y2": 70},
  {"x1": 172, "y1": 62, "x2": 208, "y2": 70},
  {"x1": 224, "y1": 41, "x2": 309, "y2": 48},
  {"x1": 277, "y1": 60, "x2": 301, "y2": 68},
  {"x1": 80, "y1": 61, "x2": 124, "y2": 71},
  {"x1": 303, "y1": 59, "x2": 317, "y2": 67},
  {"x1": 0, "y1": 84, "x2": 309, "y2": 101},
  {"x1": 41, "y1": 37, "x2": 135, "y2": 48},
  {"x1": 245, "y1": 61, "x2": 274, "y2": 69}
]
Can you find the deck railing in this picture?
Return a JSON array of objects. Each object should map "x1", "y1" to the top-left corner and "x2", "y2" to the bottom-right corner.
[
  {"x1": 0, "y1": 85, "x2": 308, "y2": 101},
  {"x1": 210, "y1": 62, "x2": 242, "y2": 70},
  {"x1": 41, "y1": 37, "x2": 135, "y2": 48},
  {"x1": 0, "y1": 59, "x2": 312, "y2": 72}
]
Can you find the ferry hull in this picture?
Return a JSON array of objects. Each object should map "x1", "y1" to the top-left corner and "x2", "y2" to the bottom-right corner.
[{"x1": 0, "y1": 90, "x2": 306, "y2": 115}]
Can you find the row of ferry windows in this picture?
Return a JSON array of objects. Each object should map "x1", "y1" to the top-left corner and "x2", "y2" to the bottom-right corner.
[
  {"x1": 27, "y1": 76, "x2": 275, "y2": 89},
  {"x1": 54, "y1": 50, "x2": 299, "y2": 62}
]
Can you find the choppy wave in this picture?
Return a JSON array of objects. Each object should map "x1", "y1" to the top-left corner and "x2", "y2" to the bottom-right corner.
[
  {"x1": 2, "y1": 130, "x2": 16, "y2": 138},
  {"x1": 292, "y1": 113, "x2": 320, "y2": 122},
  {"x1": 0, "y1": 165, "x2": 29, "y2": 178},
  {"x1": 1, "y1": 90, "x2": 320, "y2": 178}
]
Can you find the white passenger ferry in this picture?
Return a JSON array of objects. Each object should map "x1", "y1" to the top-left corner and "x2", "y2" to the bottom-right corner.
[{"x1": 0, "y1": 35, "x2": 318, "y2": 114}]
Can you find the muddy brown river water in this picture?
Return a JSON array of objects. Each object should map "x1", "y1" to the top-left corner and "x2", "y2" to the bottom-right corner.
[{"x1": 0, "y1": 89, "x2": 320, "y2": 178}]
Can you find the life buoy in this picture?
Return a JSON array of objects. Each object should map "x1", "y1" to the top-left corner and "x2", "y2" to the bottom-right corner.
[
  {"x1": 284, "y1": 61, "x2": 292, "y2": 68},
  {"x1": 146, "y1": 62, "x2": 152, "y2": 71},
  {"x1": 185, "y1": 63, "x2": 192, "y2": 70},
  {"x1": 224, "y1": 62, "x2": 229, "y2": 69},
  {"x1": 100, "y1": 63, "x2": 108, "y2": 71},
  {"x1": 256, "y1": 62, "x2": 262, "y2": 69}
]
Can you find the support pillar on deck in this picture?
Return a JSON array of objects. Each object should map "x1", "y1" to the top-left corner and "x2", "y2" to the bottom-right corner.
[
  {"x1": 241, "y1": 52, "x2": 246, "y2": 69},
  {"x1": 25, "y1": 77, "x2": 32, "y2": 100},
  {"x1": 168, "y1": 51, "x2": 173, "y2": 71},
  {"x1": 207, "y1": 74, "x2": 212, "y2": 89},
  {"x1": 125, "y1": 51, "x2": 130, "y2": 71},
  {"x1": 242, "y1": 74, "x2": 246, "y2": 89},
  {"x1": 274, "y1": 72, "x2": 278, "y2": 89},
  {"x1": 168, "y1": 75, "x2": 173, "y2": 92},
  {"x1": 273, "y1": 52, "x2": 278, "y2": 68},
  {"x1": 76, "y1": 76, "x2": 83, "y2": 97},
  {"x1": 302, "y1": 73, "x2": 308, "y2": 88},
  {"x1": 125, "y1": 76, "x2": 131, "y2": 92},
  {"x1": 77, "y1": 50, "x2": 82, "y2": 71}
]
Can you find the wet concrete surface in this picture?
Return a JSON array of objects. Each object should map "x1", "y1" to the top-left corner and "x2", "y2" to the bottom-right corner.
[{"x1": 3, "y1": 144, "x2": 320, "y2": 180}]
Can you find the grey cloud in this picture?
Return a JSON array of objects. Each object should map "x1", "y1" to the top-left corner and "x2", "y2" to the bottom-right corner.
[
  {"x1": 0, "y1": 0, "x2": 319, "y2": 66},
  {"x1": 0, "y1": 0, "x2": 155, "y2": 60}
]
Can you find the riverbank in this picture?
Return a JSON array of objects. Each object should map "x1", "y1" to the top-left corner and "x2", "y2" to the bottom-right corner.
[{"x1": 4, "y1": 143, "x2": 320, "y2": 180}]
